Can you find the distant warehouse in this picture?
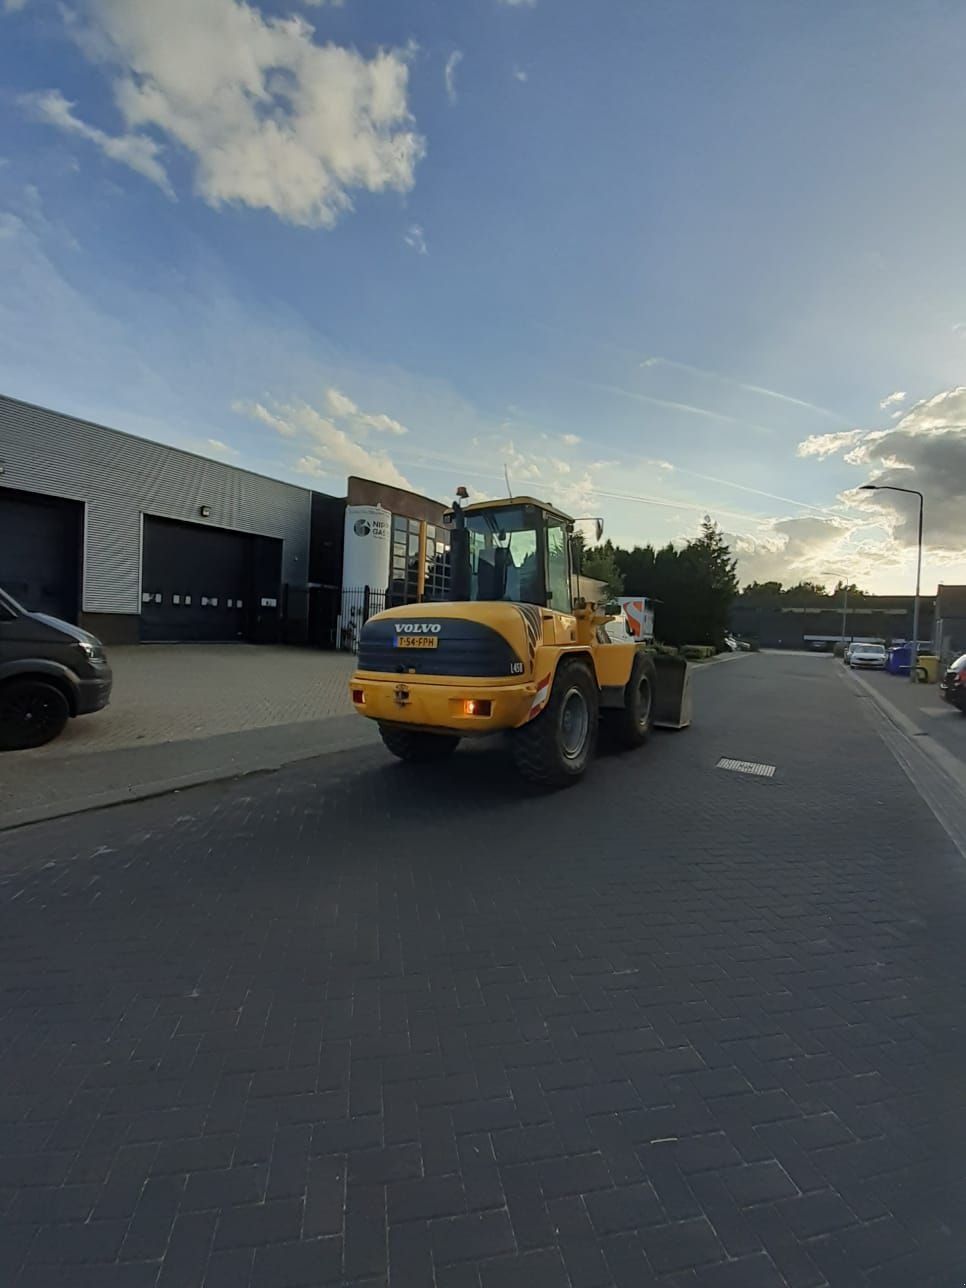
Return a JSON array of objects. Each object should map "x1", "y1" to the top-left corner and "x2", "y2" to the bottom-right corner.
[{"x1": 0, "y1": 394, "x2": 448, "y2": 646}]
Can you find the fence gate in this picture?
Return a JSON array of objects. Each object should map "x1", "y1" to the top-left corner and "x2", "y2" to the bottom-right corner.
[{"x1": 338, "y1": 586, "x2": 388, "y2": 651}]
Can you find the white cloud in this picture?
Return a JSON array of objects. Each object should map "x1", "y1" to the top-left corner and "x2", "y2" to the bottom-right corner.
[
  {"x1": 240, "y1": 394, "x2": 412, "y2": 484},
  {"x1": 206, "y1": 437, "x2": 237, "y2": 456},
  {"x1": 879, "y1": 390, "x2": 906, "y2": 410},
  {"x1": 236, "y1": 395, "x2": 412, "y2": 488},
  {"x1": 404, "y1": 223, "x2": 427, "y2": 255},
  {"x1": 36, "y1": 0, "x2": 424, "y2": 228},
  {"x1": 796, "y1": 430, "x2": 863, "y2": 459},
  {"x1": 295, "y1": 454, "x2": 328, "y2": 476},
  {"x1": 325, "y1": 385, "x2": 408, "y2": 435},
  {"x1": 3, "y1": 0, "x2": 29, "y2": 12},
  {"x1": 324, "y1": 387, "x2": 358, "y2": 420},
  {"x1": 847, "y1": 386, "x2": 966, "y2": 550},
  {"x1": 512, "y1": 66, "x2": 529, "y2": 82},
  {"x1": 20, "y1": 89, "x2": 173, "y2": 195},
  {"x1": 560, "y1": 433, "x2": 580, "y2": 446},
  {"x1": 444, "y1": 50, "x2": 462, "y2": 104},
  {"x1": 498, "y1": 0, "x2": 536, "y2": 6}
]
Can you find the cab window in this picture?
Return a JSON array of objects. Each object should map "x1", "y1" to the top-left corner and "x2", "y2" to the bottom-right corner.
[{"x1": 545, "y1": 520, "x2": 572, "y2": 613}]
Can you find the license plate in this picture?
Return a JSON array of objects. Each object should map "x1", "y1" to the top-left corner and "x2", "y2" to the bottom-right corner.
[{"x1": 394, "y1": 636, "x2": 438, "y2": 649}]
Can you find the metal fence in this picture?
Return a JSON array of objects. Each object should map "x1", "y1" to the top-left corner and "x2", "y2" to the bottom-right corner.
[{"x1": 338, "y1": 585, "x2": 388, "y2": 652}]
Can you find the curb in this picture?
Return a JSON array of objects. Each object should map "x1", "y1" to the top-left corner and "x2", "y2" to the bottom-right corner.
[
  {"x1": 3, "y1": 657, "x2": 741, "y2": 835},
  {"x1": 1, "y1": 726, "x2": 380, "y2": 834}
]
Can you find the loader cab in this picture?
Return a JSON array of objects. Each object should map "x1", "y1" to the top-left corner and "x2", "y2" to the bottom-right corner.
[{"x1": 447, "y1": 497, "x2": 575, "y2": 613}]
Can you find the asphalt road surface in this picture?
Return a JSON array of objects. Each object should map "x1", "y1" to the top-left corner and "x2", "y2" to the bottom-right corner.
[{"x1": 1, "y1": 652, "x2": 964, "y2": 1287}]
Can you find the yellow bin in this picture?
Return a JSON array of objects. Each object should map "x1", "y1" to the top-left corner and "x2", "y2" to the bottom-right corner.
[{"x1": 915, "y1": 654, "x2": 939, "y2": 683}]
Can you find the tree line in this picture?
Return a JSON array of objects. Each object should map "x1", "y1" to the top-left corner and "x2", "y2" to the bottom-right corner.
[
  {"x1": 579, "y1": 518, "x2": 739, "y2": 647},
  {"x1": 737, "y1": 580, "x2": 868, "y2": 605}
]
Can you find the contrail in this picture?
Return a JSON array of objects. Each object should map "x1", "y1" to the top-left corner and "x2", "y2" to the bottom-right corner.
[
  {"x1": 581, "y1": 380, "x2": 777, "y2": 435},
  {"x1": 640, "y1": 356, "x2": 852, "y2": 424}
]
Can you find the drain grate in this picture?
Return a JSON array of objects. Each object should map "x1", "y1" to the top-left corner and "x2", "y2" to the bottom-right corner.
[{"x1": 717, "y1": 757, "x2": 776, "y2": 778}]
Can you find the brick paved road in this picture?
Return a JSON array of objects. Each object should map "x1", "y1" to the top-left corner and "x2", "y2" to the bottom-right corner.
[{"x1": 1, "y1": 652, "x2": 964, "y2": 1287}]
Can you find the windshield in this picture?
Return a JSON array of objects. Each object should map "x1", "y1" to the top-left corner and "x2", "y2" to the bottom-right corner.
[
  {"x1": 463, "y1": 506, "x2": 542, "y2": 604},
  {"x1": 856, "y1": 645, "x2": 885, "y2": 654}
]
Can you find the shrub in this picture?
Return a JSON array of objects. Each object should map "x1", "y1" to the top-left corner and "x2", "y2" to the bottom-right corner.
[{"x1": 681, "y1": 644, "x2": 715, "y2": 660}]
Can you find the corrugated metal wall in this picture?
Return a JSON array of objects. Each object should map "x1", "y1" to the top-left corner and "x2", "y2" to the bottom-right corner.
[{"x1": 0, "y1": 395, "x2": 311, "y2": 615}]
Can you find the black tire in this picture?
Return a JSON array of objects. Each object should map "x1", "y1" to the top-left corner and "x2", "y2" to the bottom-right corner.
[
  {"x1": 378, "y1": 724, "x2": 461, "y2": 763},
  {"x1": 608, "y1": 651, "x2": 656, "y2": 750},
  {"x1": 0, "y1": 679, "x2": 70, "y2": 751},
  {"x1": 511, "y1": 659, "x2": 598, "y2": 788}
]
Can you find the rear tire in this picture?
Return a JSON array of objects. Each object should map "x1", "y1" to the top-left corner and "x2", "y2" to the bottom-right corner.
[
  {"x1": 0, "y1": 679, "x2": 70, "y2": 751},
  {"x1": 608, "y1": 652, "x2": 656, "y2": 750},
  {"x1": 378, "y1": 725, "x2": 461, "y2": 763},
  {"x1": 511, "y1": 659, "x2": 598, "y2": 788}
]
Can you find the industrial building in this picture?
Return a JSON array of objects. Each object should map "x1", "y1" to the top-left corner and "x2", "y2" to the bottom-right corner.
[{"x1": 0, "y1": 394, "x2": 449, "y2": 647}]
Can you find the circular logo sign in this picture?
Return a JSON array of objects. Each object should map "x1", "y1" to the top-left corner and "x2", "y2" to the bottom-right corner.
[{"x1": 353, "y1": 519, "x2": 371, "y2": 536}]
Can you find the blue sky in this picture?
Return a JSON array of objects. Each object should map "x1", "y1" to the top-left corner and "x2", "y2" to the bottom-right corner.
[{"x1": 3, "y1": 0, "x2": 966, "y2": 590}]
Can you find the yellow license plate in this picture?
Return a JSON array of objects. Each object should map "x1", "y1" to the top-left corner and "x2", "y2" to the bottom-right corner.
[{"x1": 395, "y1": 636, "x2": 439, "y2": 649}]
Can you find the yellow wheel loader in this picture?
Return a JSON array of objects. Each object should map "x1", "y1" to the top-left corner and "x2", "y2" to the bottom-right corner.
[{"x1": 349, "y1": 492, "x2": 691, "y2": 788}]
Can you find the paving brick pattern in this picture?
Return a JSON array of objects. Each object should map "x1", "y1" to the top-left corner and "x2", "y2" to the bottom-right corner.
[
  {"x1": 1, "y1": 653, "x2": 965, "y2": 1286},
  {"x1": 18, "y1": 645, "x2": 357, "y2": 758}
]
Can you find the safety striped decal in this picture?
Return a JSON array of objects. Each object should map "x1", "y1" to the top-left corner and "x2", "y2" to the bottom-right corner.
[
  {"x1": 528, "y1": 674, "x2": 551, "y2": 719},
  {"x1": 514, "y1": 604, "x2": 543, "y2": 669}
]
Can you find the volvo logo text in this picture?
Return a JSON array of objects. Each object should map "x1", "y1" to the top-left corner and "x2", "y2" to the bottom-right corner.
[{"x1": 394, "y1": 622, "x2": 442, "y2": 634}]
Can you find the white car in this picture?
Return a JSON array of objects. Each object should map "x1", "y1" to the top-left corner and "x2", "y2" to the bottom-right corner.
[{"x1": 849, "y1": 642, "x2": 887, "y2": 670}]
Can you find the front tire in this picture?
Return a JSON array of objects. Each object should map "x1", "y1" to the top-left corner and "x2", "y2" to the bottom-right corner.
[
  {"x1": 512, "y1": 659, "x2": 598, "y2": 788},
  {"x1": 0, "y1": 679, "x2": 70, "y2": 751},
  {"x1": 378, "y1": 724, "x2": 461, "y2": 763},
  {"x1": 608, "y1": 652, "x2": 656, "y2": 750}
]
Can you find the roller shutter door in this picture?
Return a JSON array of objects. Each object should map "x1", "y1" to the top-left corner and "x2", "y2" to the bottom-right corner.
[{"x1": 0, "y1": 486, "x2": 82, "y2": 622}]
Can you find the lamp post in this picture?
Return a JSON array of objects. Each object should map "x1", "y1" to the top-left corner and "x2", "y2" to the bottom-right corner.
[{"x1": 859, "y1": 484, "x2": 924, "y2": 682}]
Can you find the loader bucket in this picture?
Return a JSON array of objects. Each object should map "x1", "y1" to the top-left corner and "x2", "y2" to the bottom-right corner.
[{"x1": 652, "y1": 655, "x2": 692, "y2": 729}]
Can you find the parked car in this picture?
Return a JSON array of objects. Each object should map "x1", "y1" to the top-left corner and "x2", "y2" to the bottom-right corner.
[
  {"x1": 0, "y1": 588, "x2": 112, "y2": 750},
  {"x1": 939, "y1": 654, "x2": 966, "y2": 714},
  {"x1": 849, "y1": 642, "x2": 887, "y2": 670}
]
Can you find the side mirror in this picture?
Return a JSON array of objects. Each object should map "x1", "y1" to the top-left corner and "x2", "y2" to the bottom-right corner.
[{"x1": 595, "y1": 519, "x2": 604, "y2": 542}]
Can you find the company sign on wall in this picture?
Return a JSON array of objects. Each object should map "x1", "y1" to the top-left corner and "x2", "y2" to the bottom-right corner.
[{"x1": 342, "y1": 504, "x2": 391, "y2": 590}]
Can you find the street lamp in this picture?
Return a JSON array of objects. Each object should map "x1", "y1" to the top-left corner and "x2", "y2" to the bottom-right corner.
[{"x1": 859, "y1": 483, "x2": 924, "y2": 681}]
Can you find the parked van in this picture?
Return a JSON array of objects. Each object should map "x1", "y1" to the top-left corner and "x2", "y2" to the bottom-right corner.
[{"x1": 0, "y1": 588, "x2": 112, "y2": 750}]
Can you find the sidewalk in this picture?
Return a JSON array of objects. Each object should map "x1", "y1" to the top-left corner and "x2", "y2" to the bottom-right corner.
[
  {"x1": 0, "y1": 646, "x2": 375, "y2": 831},
  {"x1": 846, "y1": 664, "x2": 966, "y2": 763},
  {"x1": 843, "y1": 663, "x2": 966, "y2": 853}
]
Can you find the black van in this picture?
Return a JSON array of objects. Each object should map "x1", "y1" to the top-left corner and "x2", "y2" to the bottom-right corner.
[{"x1": 0, "y1": 588, "x2": 113, "y2": 750}]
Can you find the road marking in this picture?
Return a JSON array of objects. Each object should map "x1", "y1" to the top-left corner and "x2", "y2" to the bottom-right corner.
[
  {"x1": 717, "y1": 758, "x2": 776, "y2": 778},
  {"x1": 919, "y1": 706, "x2": 958, "y2": 719}
]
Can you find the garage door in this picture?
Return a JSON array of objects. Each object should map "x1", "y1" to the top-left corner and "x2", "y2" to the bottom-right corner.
[
  {"x1": 140, "y1": 515, "x2": 282, "y2": 643},
  {"x1": 0, "y1": 486, "x2": 82, "y2": 622}
]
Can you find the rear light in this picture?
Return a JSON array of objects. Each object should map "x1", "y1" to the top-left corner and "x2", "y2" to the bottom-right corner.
[
  {"x1": 352, "y1": 688, "x2": 366, "y2": 705},
  {"x1": 462, "y1": 699, "x2": 492, "y2": 717}
]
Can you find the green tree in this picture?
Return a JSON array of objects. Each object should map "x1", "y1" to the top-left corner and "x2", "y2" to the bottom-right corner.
[
  {"x1": 679, "y1": 517, "x2": 740, "y2": 646},
  {"x1": 581, "y1": 539, "x2": 624, "y2": 596},
  {"x1": 740, "y1": 580, "x2": 785, "y2": 602},
  {"x1": 610, "y1": 518, "x2": 738, "y2": 647},
  {"x1": 781, "y1": 580, "x2": 829, "y2": 605}
]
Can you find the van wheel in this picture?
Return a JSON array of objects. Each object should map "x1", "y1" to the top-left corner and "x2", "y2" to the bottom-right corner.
[
  {"x1": 512, "y1": 659, "x2": 598, "y2": 788},
  {"x1": 378, "y1": 725, "x2": 461, "y2": 762},
  {"x1": 608, "y1": 652, "x2": 656, "y2": 749},
  {"x1": 0, "y1": 679, "x2": 71, "y2": 751}
]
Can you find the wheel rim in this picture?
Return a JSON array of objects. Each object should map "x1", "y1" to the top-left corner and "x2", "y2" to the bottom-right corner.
[
  {"x1": 635, "y1": 675, "x2": 652, "y2": 731},
  {"x1": 560, "y1": 687, "x2": 590, "y2": 759},
  {"x1": 3, "y1": 689, "x2": 62, "y2": 738}
]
